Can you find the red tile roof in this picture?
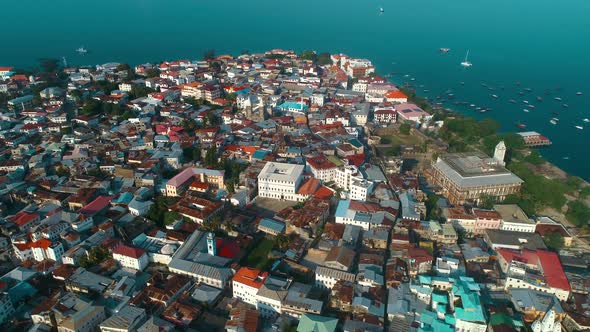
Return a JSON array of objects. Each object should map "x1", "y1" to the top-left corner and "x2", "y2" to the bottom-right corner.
[
  {"x1": 497, "y1": 249, "x2": 570, "y2": 291},
  {"x1": 232, "y1": 267, "x2": 268, "y2": 289},
  {"x1": 297, "y1": 178, "x2": 321, "y2": 196},
  {"x1": 314, "y1": 186, "x2": 334, "y2": 199},
  {"x1": 216, "y1": 238, "x2": 240, "y2": 259},
  {"x1": 10, "y1": 211, "x2": 39, "y2": 227},
  {"x1": 31, "y1": 238, "x2": 52, "y2": 250},
  {"x1": 306, "y1": 156, "x2": 337, "y2": 170},
  {"x1": 113, "y1": 244, "x2": 146, "y2": 259}
]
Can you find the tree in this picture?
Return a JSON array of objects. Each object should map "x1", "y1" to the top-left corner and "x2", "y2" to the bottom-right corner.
[
  {"x1": 164, "y1": 211, "x2": 180, "y2": 226},
  {"x1": 543, "y1": 231, "x2": 565, "y2": 251},
  {"x1": 399, "y1": 123, "x2": 411, "y2": 135},
  {"x1": 299, "y1": 50, "x2": 317, "y2": 62},
  {"x1": 79, "y1": 246, "x2": 111, "y2": 268},
  {"x1": 566, "y1": 200, "x2": 590, "y2": 227},
  {"x1": 478, "y1": 118, "x2": 500, "y2": 137},
  {"x1": 317, "y1": 52, "x2": 332, "y2": 65},
  {"x1": 203, "y1": 49, "x2": 216, "y2": 60},
  {"x1": 146, "y1": 197, "x2": 169, "y2": 227},
  {"x1": 145, "y1": 68, "x2": 160, "y2": 78},
  {"x1": 183, "y1": 146, "x2": 201, "y2": 162},
  {"x1": 425, "y1": 194, "x2": 441, "y2": 220},
  {"x1": 205, "y1": 145, "x2": 218, "y2": 167},
  {"x1": 479, "y1": 194, "x2": 496, "y2": 210},
  {"x1": 524, "y1": 150, "x2": 544, "y2": 165}
]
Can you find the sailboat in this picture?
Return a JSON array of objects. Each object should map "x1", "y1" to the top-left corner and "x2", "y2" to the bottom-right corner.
[
  {"x1": 76, "y1": 46, "x2": 88, "y2": 54},
  {"x1": 460, "y1": 50, "x2": 472, "y2": 67}
]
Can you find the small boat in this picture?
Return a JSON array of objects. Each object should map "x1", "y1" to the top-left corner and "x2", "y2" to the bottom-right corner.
[
  {"x1": 491, "y1": 94, "x2": 498, "y2": 98},
  {"x1": 460, "y1": 82, "x2": 465, "y2": 85},
  {"x1": 575, "y1": 125, "x2": 584, "y2": 130},
  {"x1": 380, "y1": 7, "x2": 384, "y2": 13},
  {"x1": 519, "y1": 91, "x2": 525, "y2": 96},
  {"x1": 552, "y1": 117, "x2": 560, "y2": 122},
  {"x1": 470, "y1": 104, "x2": 476, "y2": 107},
  {"x1": 523, "y1": 100, "x2": 529, "y2": 104},
  {"x1": 583, "y1": 118, "x2": 590, "y2": 123},
  {"x1": 76, "y1": 46, "x2": 87, "y2": 54},
  {"x1": 509, "y1": 99, "x2": 517, "y2": 104},
  {"x1": 550, "y1": 119, "x2": 558, "y2": 125},
  {"x1": 577, "y1": 92, "x2": 583, "y2": 96},
  {"x1": 440, "y1": 48, "x2": 451, "y2": 53},
  {"x1": 536, "y1": 96, "x2": 543, "y2": 102},
  {"x1": 523, "y1": 109, "x2": 530, "y2": 113},
  {"x1": 563, "y1": 104, "x2": 569, "y2": 108},
  {"x1": 461, "y1": 50, "x2": 473, "y2": 67},
  {"x1": 563, "y1": 156, "x2": 570, "y2": 160},
  {"x1": 525, "y1": 88, "x2": 533, "y2": 92},
  {"x1": 527, "y1": 104, "x2": 535, "y2": 109},
  {"x1": 554, "y1": 97, "x2": 562, "y2": 101},
  {"x1": 516, "y1": 122, "x2": 527, "y2": 129}
]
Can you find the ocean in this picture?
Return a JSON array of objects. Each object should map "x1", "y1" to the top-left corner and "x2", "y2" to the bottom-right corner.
[{"x1": 2, "y1": 0, "x2": 589, "y2": 179}]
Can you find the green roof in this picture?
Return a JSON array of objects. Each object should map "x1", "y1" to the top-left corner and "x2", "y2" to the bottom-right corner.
[
  {"x1": 326, "y1": 155, "x2": 344, "y2": 167},
  {"x1": 297, "y1": 314, "x2": 338, "y2": 332},
  {"x1": 432, "y1": 292, "x2": 448, "y2": 304}
]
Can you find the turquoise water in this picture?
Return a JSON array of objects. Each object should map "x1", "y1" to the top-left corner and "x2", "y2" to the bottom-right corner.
[{"x1": 2, "y1": 0, "x2": 590, "y2": 179}]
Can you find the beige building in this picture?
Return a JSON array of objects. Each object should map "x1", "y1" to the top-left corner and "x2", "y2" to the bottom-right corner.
[{"x1": 427, "y1": 148, "x2": 522, "y2": 205}]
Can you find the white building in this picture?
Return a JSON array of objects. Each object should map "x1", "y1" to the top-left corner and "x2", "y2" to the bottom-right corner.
[
  {"x1": 31, "y1": 239, "x2": 64, "y2": 263},
  {"x1": 112, "y1": 245, "x2": 149, "y2": 271},
  {"x1": 257, "y1": 162, "x2": 305, "y2": 201},
  {"x1": 232, "y1": 267, "x2": 268, "y2": 306},
  {"x1": 315, "y1": 266, "x2": 356, "y2": 290}
]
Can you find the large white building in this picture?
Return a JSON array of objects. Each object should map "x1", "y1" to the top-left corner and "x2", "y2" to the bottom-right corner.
[
  {"x1": 315, "y1": 266, "x2": 356, "y2": 290},
  {"x1": 232, "y1": 267, "x2": 268, "y2": 306},
  {"x1": 257, "y1": 162, "x2": 305, "y2": 201},
  {"x1": 112, "y1": 245, "x2": 149, "y2": 271}
]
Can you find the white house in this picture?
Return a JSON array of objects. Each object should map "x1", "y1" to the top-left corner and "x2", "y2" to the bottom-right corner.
[
  {"x1": 232, "y1": 267, "x2": 268, "y2": 306},
  {"x1": 257, "y1": 162, "x2": 305, "y2": 202},
  {"x1": 112, "y1": 245, "x2": 149, "y2": 271},
  {"x1": 315, "y1": 266, "x2": 356, "y2": 290}
]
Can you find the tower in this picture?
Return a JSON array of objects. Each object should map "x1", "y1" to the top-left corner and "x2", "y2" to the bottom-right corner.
[
  {"x1": 494, "y1": 141, "x2": 506, "y2": 166},
  {"x1": 207, "y1": 232, "x2": 216, "y2": 256}
]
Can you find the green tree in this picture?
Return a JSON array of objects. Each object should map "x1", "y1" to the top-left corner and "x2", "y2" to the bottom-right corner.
[
  {"x1": 146, "y1": 197, "x2": 169, "y2": 227},
  {"x1": 203, "y1": 49, "x2": 216, "y2": 60},
  {"x1": 566, "y1": 200, "x2": 590, "y2": 227},
  {"x1": 145, "y1": 68, "x2": 160, "y2": 78},
  {"x1": 479, "y1": 194, "x2": 497, "y2": 209},
  {"x1": 399, "y1": 123, "x2": 411, "y2": 135},
  {"x1": 579, "y1": 186, "x2": 590, "y2": 199},
  {"x1": 79, "y1": 246, "x2": 111, "y2": 268},
  {"x1": 164, "y1": 211, "x2": 180, "y2": 226},
  {"x1": 543, "y1": 231, "x2": 565, "y2": 251},
  {"x1": 478, "y1": 118, "x2": 500, "y2": 137},
  {"x1": 317, "y1": 52, "x2": 332, "y2": 65},
  {"x1": 299, "y1": 50, "x2": 317, "y2": 62},
  {"x1": 426, "y1": 194, "x2": 441, "y2": 220},
  {"x1": 524, "y1": 150, "x2": 544, "y2": 165},
  {"x1": 205, "y1": 145, "x2": 218, "y2": 167}
]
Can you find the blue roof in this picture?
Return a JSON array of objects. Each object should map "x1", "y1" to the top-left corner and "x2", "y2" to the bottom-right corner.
[
  {"x1": 335, "y1": 200, "x2": 351, "y2": 218},
  {"x1": 259, "y1": 218, "x2": 285, "y2": 233},
  {"x1": 113, "y1": 192, "x2": 134, "y2": 204},
  {"x1": 277, "y1": 102, "x2": 309, "y2": 111},
  {"x1": 252, "y1": 149, "x2": 270, "y2": 160}
]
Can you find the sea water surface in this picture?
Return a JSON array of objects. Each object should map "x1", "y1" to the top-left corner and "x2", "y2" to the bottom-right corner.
[{"x1": 2, "y1": 0, "x2": 590, "y2": 179}]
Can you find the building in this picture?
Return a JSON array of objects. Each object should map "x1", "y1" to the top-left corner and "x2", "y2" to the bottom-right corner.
[
  {"x1": 258, "y1": 218, "x2": 286, "y2": 236},
  {"x1": 373, "y1": 106, "x2": 397, "y2": 124},
  {"x1": 427, "y1": 148, "x2": 523, "y2": 205},
  {"x1": 232, "y1": 267, "x2": 268, "y2": 306},
  {"x1": 498, "y1": 249, "x2": 571, "y2": 301},
  {"x1": 257, "y1": 162, "x2": 306, "y2": 201},
  {"x1": 112, "y1": 245, "x2": 149, "y2": 271},
  {"x1": 535, "y1": 217, "x2": 574, "y2": 247},
  {"x1": 165, "y1": 167, "x2": 225, "y2": 197},
  {"x1": 495, "y1": 204, "x2": 536, "y2": 233},
  {"x1": 296, "y1": 314, "x2": 338, "y2": 332},
  {"x1": 394, "y1": 103, "x2": 432, "y2": 123},
  {"x1": 99, "y1": 305, "x2": 146, "y2": 332},
  {"x1": 58, "y1": 305, "x2": 106, "y2": 332},
  {"x1": 315, "y1": 266, "x2": 356, "y2": 290},
  {"x1": 306, "y1": 156, "x2": 338, "y2": 182}
]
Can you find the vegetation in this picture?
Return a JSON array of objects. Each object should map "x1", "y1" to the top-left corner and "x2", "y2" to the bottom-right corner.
[
  {"x1": 425, "y1": 194, "x2": 441, "y2": 220},
  {"x1": 543, "y1": 231, "x2": 565, "y2": 251},
  {"x1": 524, "y1": 150, "x2": 545, "y2": 165},
  {"x1": 507, "y1": 161, "x2": 569, "y2": 212},
  {"x1": 479, "y1": 194, "x2": 497, "y2": 210},
  {"x1": 566, "y1": 200, "x2": 590, "y2": 228},
  {"x1": 299, "y1": 50, "x2": 317, "y2": 62},
  {"x1": 242, "y1": 238, "x2": 275, "y2": 270},
  {"x1": 79, "y1": 246, "x2": 111, "y2": 268},
  {"x1": 183, "y1": 145, "x2": 201, "y2": 162},
  {"x1": 221, "y1": 158, "x2": 248, "y2": 193},
  {"x1": 145, "y1": 197, "x2": 178, "y2": 227},
  {"x1": 317, "y1": 52, "x2": 332, "y2": 65},
  {"x1": 204, "y1": 145, "x2": 218, "y2": 167},
  {"x1": 399, "y1": 123, "x2": 411, "y2": 135}
]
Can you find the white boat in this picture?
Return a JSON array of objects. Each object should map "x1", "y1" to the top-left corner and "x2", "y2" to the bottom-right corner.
[
  {"x1": 460, "y1": 50, "x2": 472, "y2": 67},
  {"x1": 380, "y1": 7, "x2": 384, "y2": 13},
  {"x1": 523, "y1": 109, "x2": 529, "y2": 113},
  {"x1": 523, "y1": 100, "x2": 529, "y2": 104},
  {"x1": 440, "y1": 48, "x2": 451, "y2": 53},
  {"x1": 76, "y1": 46, "x2": 87, "y2": 54},
  {"x1": 577, "y1": 92, "x2": 583, "y2": 96},
  {"x1": 575, "y1": 125, "x2": 584, "y2": 130},
  {"x1": 491, "y1": 94, "x2": 498, "y2": 98},
  {"x1": 550, "y1": 119, "x2": 557, "y2": 125},
  {"x1": 583, "y1": 118, "x2": 590, "y2": 123},
  {"x1": 554, "y1": 97, "x2": 562, "y2": 101}
]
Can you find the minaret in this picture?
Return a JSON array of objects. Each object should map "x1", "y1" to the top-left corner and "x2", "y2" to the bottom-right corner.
[
  {"x1": 494, "y1": 141, "x2": 506, "y2": 166},
  {"x1": 207, "y1": 232, "x2": 216, "y2": 256}
]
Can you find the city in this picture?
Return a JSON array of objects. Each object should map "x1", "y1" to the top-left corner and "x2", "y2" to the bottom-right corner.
[{"x1": 0, "y1": 49, "x2": 588, "y2": 332}]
